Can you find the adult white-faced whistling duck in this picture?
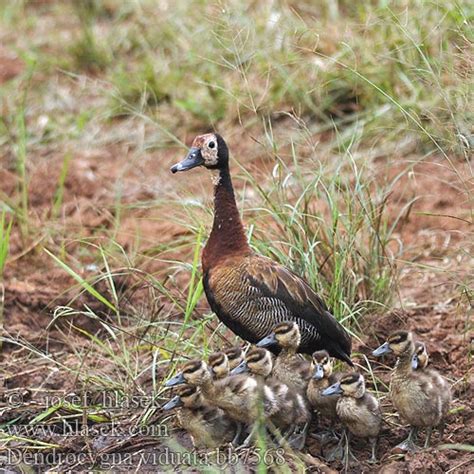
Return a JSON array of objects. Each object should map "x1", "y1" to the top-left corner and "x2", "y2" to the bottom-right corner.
[
  {"x1": 162, "y1": 384, "x2": 237, "y2": 448},
  {"x1": 171, "y1": 133, "x2": 352, "y2": 365},
  {"x1": 322, "y1": 372, "x2": 382, "y2": 464},
  {"x1": 372, "y1": 331, "x2": 451, "y2": 450},
  {"x1": 257, "y1": 321, "x2": 313, "y2": 394}
]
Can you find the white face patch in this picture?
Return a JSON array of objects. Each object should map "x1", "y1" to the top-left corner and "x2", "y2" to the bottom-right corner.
[{"x1": 200, "y1": 135, "x2": 219, "y2": 167}]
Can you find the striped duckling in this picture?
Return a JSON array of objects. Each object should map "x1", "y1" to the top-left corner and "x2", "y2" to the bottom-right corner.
[
  {"x1": 322, "y1": 372, "x2": 382, "y2": 463},
  {"x1": 373, "y1": 331, "x2": 451, "y2": 450},
  {"x1": 257, "y1": 321, "x2": 313, "y2": 395},
  {"x1": 307, "y1": 350, "x2": 340, "y2": 423},
  {"x1": 162, "y1": 384, "x2": 237, "y2": 448},
  {"x1": 165, "y1": 358, "x2": 280, "y2": 445},
  {"x1": 232, "y1": 347, "x2": 311, "y2": 448}
]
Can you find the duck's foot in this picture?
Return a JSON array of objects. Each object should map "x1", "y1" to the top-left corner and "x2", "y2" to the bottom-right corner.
[
  {"x1": 287, "y1": 422, "x2": 309, "y2": 450},
  {"x1": 326, "y1": 443, "x2": 344, "y2": 462},
  {"x1": 395, "y1": 427, "x2": 420, "y2": 452}
]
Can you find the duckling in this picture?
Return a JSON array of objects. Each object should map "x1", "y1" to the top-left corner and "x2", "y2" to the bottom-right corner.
[
  {"x1": 171, "y1": 133, "x2": 352, "y2": 364},
  {"x1": 208, "y1": 351, "x2": 231, "y2": 380},
  {"x1": 257, "y1": 321, "x2": 313, "y2": 394},
  {"x1": 162, "y1": 384, "x2": 236, "y2": 448},
  {"x1": 412, "y1": 341, "x2": 451, "y2": 441},
  {"x1": 322, "y1": 372, "x2": 381, "y2": 464},
  {"x1": 224, "y1": 346, "x2": 244, "y2": 371},
  {"x1": 372, "y1": 331, "x2": 450, "y2": 450},
  {"x1": 232, "y1": 347, "x2": 311, "y2": 449},
  {"x1": 165, "y1": 359, "x2": 280, "y2": 445},
  {"x1": 307, "y1": 350, "x2": 340, "y2": 423}
]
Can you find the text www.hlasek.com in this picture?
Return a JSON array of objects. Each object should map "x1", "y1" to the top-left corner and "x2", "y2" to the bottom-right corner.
[{"x1": 4, "y1": 447, "x2": 286, "y2": 467}]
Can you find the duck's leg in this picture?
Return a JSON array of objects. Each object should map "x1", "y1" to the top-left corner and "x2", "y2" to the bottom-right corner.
[
  {"x1": 424, "y1": 427, "x2": 433, "y2": 448},
  {"x1": 342, "y1": 430, "x2": 357, "y2": 468},
  {"x1": 368, "y1": 437, "x2": 378, "y2": 464},
  {"x1": 326, "y1": 428, "x2": 345, "y2": 461},
  {"x1": 288, "y1": 422, "x2": 309, "y2": 450},
  {"x1": 438, "y1": 421, "x2": 445, "y2": 441},
  {"x1": 232, "y1": 422, "x2": 244, "y2": 445},
  {"x1": 396, "y1": 426, "x2": 420, "y2": 452}
]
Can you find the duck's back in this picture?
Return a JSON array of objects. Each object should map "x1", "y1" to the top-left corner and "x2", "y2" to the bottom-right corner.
[
  {"x1": 177, "y1": 406, "x2": 235, "y2": 448},
  {"x1": 203, "y1": 253, "x2": 352, "y2": 363},
  {"x1": 391, "y1": 370, "x2": 443, "y2": 427},
  {"x1": 273, "y1": 353, "x2": 312, "y2": 395},
  {"x1": 337, "y1": 393, "x2": 381, "y2": 438}
]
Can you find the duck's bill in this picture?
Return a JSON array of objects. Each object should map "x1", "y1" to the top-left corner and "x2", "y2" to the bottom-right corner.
[
  {"x1": 321, "y1": 382, "x2": 342, "y2": 396},
  {"x1": 372, "y1": 342, "x2": 391, "y2": 357},
  {"x1": 171, "y1": 147, "x2": 204, "y2": 173},
  {"x1": 312, "y1": 364, "x2": 324, "y2": 380},
  {"x1": 411, "y1": 354, "x2": 419, "y2": 370},
  {"x1": 164, "y1": 372, "x2": 186, "y2": 387},
  {"x1": 230, "y1": 361, "x2": 248, "y2": 375},
  {"x1": 256, "y1": 333, "x2": 277, "y2": 348},
  {"x1": 162, "y1": 395, "x2": 183, "y2": 410}
]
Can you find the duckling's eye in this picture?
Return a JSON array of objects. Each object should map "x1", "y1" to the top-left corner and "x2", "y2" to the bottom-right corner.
[{"x1": 208, "y1": 141, "x2": 215, "y2": 149}]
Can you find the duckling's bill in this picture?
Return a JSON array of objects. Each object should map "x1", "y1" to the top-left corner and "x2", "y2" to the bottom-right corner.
[
  {"x1": 312, "y1": 364, "x2": 325, "y2": 380},
  {"x1": 162, "y1": 395, "x2": 184, "y2": 410},
  {"x1": 372, "y1": 341, "x2": 391, "y2": 356},
  {"x1": 322, "y1": 382, "x2": 343, "y2": 396},
  {"x1": 165, "y1": 372, "x2": 186, "y2": 387},
  {"x1": 256, "y1": 332, "x2": 277, "y2": 348},
  {"x1": 230, "y1": 360, "x2": 248, "y2": 375}
]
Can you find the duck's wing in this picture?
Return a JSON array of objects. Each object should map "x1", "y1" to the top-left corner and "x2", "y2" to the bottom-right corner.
[{"x1": 245, "y1": 255, "x2": 352, "y2": 364}]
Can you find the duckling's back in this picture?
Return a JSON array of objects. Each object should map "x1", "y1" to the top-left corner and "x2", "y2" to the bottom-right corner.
[
  {"x1": 391, "y1": 368, "x2": 444, "y2": 428},
  {"x1": 337, "y1": 392, "x2": 381, "y2": 439},
  {"x1": 273, "y1": 354, "x2": 312, "y2": 395},
  {"x1": 177, "y1": 405, "x2": 236, "y2": 448}
]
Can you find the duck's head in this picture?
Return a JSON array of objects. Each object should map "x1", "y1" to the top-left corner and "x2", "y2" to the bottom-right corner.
[
  {"x1": 322, "y1": 372, "x2": 365, "y2": 399},
  {"x1": 224, "y1": 346, "x2": 244, "y2": 371},
  {"x1": 311, "y1": 350, "x2": 333, "y2": 380},
  {"x1": 256, "y1": 321, "x2": 301, "y2": 350},
  {"x1": 164, "y1": 359, "x2": 212, "y2": 388},
  {"x1": 208, "y1": 351, "x2": 230, "y2": 379},
  {"x1": 372, "y1": 330, "x2": 414, "y2": 358},
  {"x1": 171, "y1": 133, "x2": 229, "y2": 174},
  {"x1": 412, "y1": 341, "x2": 429, "y2": 370},
  {"x1": 162, "y1": 384, "x2": 203, "y2": 411},
  {"x1": 232, "y1": 347, "x2": 273, "y2": 377}
]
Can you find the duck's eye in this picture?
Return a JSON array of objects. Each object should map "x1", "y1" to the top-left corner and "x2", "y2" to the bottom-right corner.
[{"x1": 208, "y1": 141, "x2": 215, "y2": 149}]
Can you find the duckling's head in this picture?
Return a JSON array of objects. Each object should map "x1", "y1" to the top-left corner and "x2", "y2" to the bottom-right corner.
[
  {"x1": 322, "y1": 372, "x2": 365, "y2": 399},
  {"x1": 232, "y1": 347, "x2": 273, "y2": 377},
  {"x1": 311, "y1": 350, "x2": 333, "y2": 380},
  {"x1": 164, "y1": 359, "x2": 212, "y2": 388},
  {"x1": 162, "y1": 385, "x2": 203, "y2": 411},
  {"x1": 372, "y1": 330, "x2": 414, "y2": 358},
  {"x1": 412, "y1": 341, "x2": 429, "y2": 370},
  {"x1": 257, "y1": 321, "x2": 301, "y2": 351},
  {"x1": 171, "y1": 133, "x2": 229, "y2": 173},
  {"x1": 208, "y1": 352, "x2": 230, "y2": 379},
  {"x1": 224, "y1": 346, "x2": 243, "y2": 371}
]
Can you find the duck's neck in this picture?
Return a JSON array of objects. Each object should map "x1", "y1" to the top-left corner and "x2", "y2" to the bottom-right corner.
[{"x1": 202, "y1": 167, "x2": 250, "y2": 271}]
